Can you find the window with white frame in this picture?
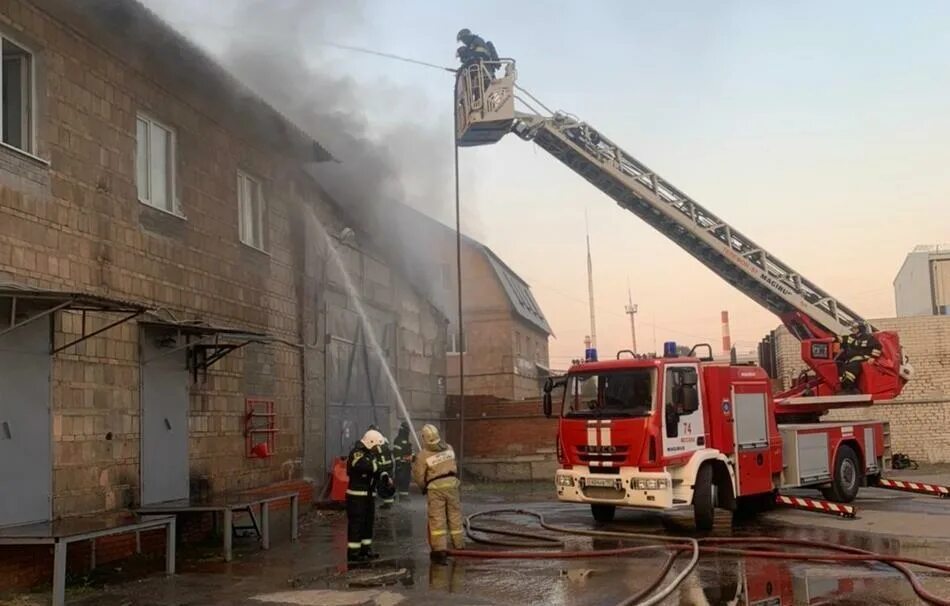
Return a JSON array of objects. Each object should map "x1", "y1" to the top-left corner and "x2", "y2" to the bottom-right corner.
[
  {"x1": 447, "y1": 328, "x2": 466, "y2": 354},
  {"x1": 1, "y1": 37, "x2": 33, "y2": 153},
  {"x1": 237, "y1": 170, "x2": 265, "y2": 249},
  {"x1": 136, "y1": 114, "x2": 176, "y2": 213}
]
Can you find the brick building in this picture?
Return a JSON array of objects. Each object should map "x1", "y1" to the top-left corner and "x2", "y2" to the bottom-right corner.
[
  {"x1": 383, "y1": 205, "x2": 552, "y2": 401},
  {"x1": 0, "y1": 0, "x2": 447, "y2": 585},
  {"x1": 769, "y1": 315, "x2": 950, "y2": 463}
]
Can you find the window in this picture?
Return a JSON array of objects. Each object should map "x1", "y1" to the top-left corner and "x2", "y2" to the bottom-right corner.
[
  {"x1": 665, "y1": 366, "x2": 700, "y2": 415},
  {"x1": 563, "y1": 369, "x2": 655, "y2": 418},
  {"x1": 448, "y1": 330, "x2": 466, "y2": 354},
  {"x1": 136, "y1": 114, "x2": 176, "y2": 213},
  {"x1": 237, "y1": 170, "x2": 265, "y2": 249},
  {"x1": 1, "y1": 37, "x2": 33, "y2": 153}
]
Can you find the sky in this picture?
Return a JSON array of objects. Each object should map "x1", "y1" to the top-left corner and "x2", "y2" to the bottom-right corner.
[{"x1": 144, "y1": 0, "x2": 950, "y2": 370}]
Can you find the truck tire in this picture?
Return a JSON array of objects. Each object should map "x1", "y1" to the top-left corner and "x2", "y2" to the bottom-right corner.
[
  {"x1": 693, "y1": 463, "x2": 715, "y2": 532},
  {"x1": 591, "y1": 504, "x2": 616, "y2": 523},
  {"x1": 823, "y1": 445, "x2": 861, "y2": 503}
]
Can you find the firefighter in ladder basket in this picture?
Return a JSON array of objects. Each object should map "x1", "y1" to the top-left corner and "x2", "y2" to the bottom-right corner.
[
  {"x1": 413, "y1": 424, "x2": 464, "y2": 564},
  {"x1": 836, "y1": 321, "x2": 882, "y2": 394},
  {"x1": 456, "y1": 28, "x2": 499, "y2": 89}
]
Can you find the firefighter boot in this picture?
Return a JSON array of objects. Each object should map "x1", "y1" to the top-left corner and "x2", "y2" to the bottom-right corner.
[{"x1": 430, "y1": 550, "x2": 449, "y2": 565}]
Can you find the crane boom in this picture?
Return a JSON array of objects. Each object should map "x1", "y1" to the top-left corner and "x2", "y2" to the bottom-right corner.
[{"x1": 455, "y1": 59, "x2": 912, "y2": 403}]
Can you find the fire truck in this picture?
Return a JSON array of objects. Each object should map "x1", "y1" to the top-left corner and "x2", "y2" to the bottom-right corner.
[{"x1": 455, "y1": 56, "x2": 918, "y2": 530}]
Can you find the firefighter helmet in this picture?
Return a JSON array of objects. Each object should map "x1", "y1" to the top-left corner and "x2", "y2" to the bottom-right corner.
[
  {"x1": 457, "y1": 28, "x2": 472, "y2": 43},
  {"x1": 360, "y1": 429, "x2": 385, "y2": 451},
  {"x1": 421, "y1": 424, "x2": 443, "y2": 448}
]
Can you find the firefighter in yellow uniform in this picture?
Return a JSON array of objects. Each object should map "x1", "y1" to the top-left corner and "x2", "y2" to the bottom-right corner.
[{"x1": 412, "y1": 424, "x2": 464, "y2": 563}]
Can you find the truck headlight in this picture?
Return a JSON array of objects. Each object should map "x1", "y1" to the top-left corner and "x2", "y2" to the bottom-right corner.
[
  {"x1": 646, "y1": 479, "x2": 658, "y2": 490},
  {"x1": 557, "y1": 475, "x2": 575, "y2": 487},
  {"x1": 657, "y1": 479, "x2": 669, "y2": 489},
  {"x1": 634, "y1": 479, "x2": 648, "y2": 490}
]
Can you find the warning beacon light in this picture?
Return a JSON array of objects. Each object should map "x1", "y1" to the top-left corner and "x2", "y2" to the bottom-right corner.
[
  {"x1": 585, "y1": 347, "x2": 598, "y2": 362},
  {"x1": 663, "y1": 341, "x2": 678, "y2": 358}
]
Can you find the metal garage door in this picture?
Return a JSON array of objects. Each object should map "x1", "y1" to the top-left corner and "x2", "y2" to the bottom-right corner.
[
  {"x1": 324, "y1": 303, "x2": 394, "y2": 470},
  {"x1": 140, "y1": 328, "x2": 189, "y2": 505},
  {"x1": 0, "y1": 318, "x2": 51, "y2": 527}
]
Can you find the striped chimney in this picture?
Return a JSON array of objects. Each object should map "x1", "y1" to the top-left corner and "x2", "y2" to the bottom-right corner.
[{"x1": 721, "y1": 310, "x2": 731, "y2": 354}]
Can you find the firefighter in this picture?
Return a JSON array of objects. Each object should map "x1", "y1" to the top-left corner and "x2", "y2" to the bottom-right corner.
[
  {"x1": 345, "y1": 428, "x2": 387, "y2": 563},
  {"x1": 412, "y1": 424, "x2": 464, "y2": 564},
  {"x1": 456, "y1": 28, "x2": 495, "y2": 65},
  {"x1": 377, "y1": 436, "x2": 396, "y2": 509},
  {"x1": 392, "y1": 421, "x2": 414, "y2": 499},
  {"x1": 836, "y1": 321, "x2": 882, "y2": 394}
]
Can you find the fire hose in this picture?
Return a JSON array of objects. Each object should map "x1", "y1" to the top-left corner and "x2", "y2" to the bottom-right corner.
[{"x1": 445, "y1": 508, "x2": 950, "y2": 606}]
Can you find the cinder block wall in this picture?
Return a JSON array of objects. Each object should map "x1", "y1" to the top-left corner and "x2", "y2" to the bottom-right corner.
[{"x1": 772, "y1": 316, "x2": 950, "y2": 462}]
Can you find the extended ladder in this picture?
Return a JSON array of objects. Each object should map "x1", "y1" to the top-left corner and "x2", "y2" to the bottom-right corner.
[
  {"x1": 510, "y1": 112, "x2": 862, "y2": 336},
  {"x1": 454, "y1": 61, "x2": 867, "y2": 337}
]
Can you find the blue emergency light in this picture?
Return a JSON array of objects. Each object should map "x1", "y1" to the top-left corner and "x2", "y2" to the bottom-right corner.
[
  {"x1": 663, "y1": 341, "x2": 678, "y2": 358},
  {"x1": 585, "y1": 347, "x2": 598, "y2": 362}
]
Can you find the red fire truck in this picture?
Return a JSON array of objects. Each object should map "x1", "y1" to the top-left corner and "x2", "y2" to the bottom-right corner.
[{"x1": 455, "y1": 56, "x2": 917, "y2": 529}]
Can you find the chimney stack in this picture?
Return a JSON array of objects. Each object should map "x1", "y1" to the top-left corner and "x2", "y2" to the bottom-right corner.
[{"x1": 721, "y1": 310, "x2": 731, "y2": 354}]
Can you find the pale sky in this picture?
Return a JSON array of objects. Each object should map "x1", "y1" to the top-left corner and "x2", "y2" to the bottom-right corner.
[{"x1": 146, "y1": 1, "x2": 949, "y2": 370}]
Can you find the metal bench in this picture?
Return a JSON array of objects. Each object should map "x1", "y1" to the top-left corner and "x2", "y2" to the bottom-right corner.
[
  {"x1": 0, "y1": 512, "x2": 175, "y2": 606},
  {"x1": 136, "y1": 490, "x2": 299, "y2": 562}
]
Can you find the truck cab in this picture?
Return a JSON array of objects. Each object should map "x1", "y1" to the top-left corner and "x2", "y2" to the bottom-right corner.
[{"x1": 547, "y1": 348, "x2": 783, "y2": 528}]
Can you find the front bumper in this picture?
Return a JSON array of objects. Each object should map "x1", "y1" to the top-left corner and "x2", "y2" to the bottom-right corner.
[{"x1": 554, "y1": 466, "x2": 682, "y2": 510}]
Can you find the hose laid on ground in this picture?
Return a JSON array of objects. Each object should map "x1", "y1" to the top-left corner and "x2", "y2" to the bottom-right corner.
[
  {"x1": 447, "y1": 508, "x2": 950, "y2": 606},
  {"x1": 453, "y1": 509, "x2": 700, "y2": 606}
]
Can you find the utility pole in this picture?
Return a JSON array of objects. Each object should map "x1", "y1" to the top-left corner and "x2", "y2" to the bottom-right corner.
[{"x1": 625, "y1": 287, "x2": 638, "y2": 354}]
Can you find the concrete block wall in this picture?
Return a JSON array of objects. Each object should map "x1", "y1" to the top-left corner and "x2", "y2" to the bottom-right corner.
[{"x1": 772, "y1": 315, "x2": 950, "y2": 462}]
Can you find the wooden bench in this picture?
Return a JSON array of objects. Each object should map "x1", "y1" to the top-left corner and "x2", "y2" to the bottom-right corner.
[
  {"x1": 0, "y1": 512, "x2": 175, "y2": 606},
  {"x1": 136, "y1": 490, "x2": 299, "y2": 562}
]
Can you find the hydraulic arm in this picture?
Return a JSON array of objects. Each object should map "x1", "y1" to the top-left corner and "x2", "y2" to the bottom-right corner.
[{"x1": 455, "y1": 60, "x2": 912, "y2": 406}]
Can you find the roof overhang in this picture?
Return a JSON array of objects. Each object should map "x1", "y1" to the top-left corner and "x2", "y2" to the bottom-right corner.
[
  {"x1": 139, "y1": 315, "x2": 292, "y2": 381},
  {"x1": 0, "y1": 283, "x2": 147, "y2": 353}
]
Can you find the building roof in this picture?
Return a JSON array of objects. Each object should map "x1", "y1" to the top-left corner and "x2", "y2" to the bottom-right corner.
[
  {"x1": 479, "y1": 245, "x2": 552, "y2": 336},
  {"x1": 391, "y1": 205, "x2": 552, "y2": 336}
]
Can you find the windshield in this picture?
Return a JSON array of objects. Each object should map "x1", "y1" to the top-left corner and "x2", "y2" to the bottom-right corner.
[{"x1": 561, "y1": 369, "x2": 655, "y2": 418}]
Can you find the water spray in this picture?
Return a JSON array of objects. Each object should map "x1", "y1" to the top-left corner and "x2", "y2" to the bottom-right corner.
[{"x1": 305, "y1": 208, "x2": 422, "y2": 451}]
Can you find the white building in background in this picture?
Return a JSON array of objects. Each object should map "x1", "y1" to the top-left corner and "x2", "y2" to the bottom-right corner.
[{"x1": 894, "y1": 245, "x2": 950, "y2": 317}]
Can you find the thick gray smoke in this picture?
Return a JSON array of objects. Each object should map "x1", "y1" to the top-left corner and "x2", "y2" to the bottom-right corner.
[{"x1": 172, "y1": 0, "x2": 468, "y2": 316}]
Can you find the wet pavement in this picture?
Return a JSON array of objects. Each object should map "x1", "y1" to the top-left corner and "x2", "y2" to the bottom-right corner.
[{"x1": 3, "y1": 478, "x2": 950, "y2": 606}]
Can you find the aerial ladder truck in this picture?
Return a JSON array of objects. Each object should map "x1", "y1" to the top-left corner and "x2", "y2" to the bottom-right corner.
[{"x1": 455, "y1": 56, "x2": 929, "y2": 530}]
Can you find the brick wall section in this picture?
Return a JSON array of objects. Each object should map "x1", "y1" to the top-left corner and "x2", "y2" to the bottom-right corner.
[
  {"x1": 772, "y1": 315, "x2": 950, "y2": 462},
  {"x1": 444, "y1": 396, "x2": 558, "y2": 481}
]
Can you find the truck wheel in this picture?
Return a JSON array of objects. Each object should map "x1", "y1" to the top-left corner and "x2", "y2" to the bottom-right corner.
[
  {"x1": 824, "y1": 445, "x2": 861, "y2": 503},
  {"x1": 591, "y1": 504, "x2": 616, "y2": 523},
  {"x1": 693, "y1": 463, "x2": 715, "y2": 532}
]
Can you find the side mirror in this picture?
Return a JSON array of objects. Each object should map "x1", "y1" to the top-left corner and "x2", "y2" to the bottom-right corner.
[
  {"x1": 665, "y1": 403, "x2": 679, "y2": 438},
  {"x1": 542, "y1": 392, "x2": 553, "y2": 418},
  {"x1": 682, "y1": 386, "x2": 699, "y2": 413}
]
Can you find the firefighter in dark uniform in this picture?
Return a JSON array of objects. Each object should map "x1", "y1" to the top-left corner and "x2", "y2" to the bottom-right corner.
[
  {"x1": 836, "y1": 321, "x2": 882, "y2": 394},
  {"x1": 456, "y1": 28, "x2": 499, "y2": 88},
  {"x1": 392, "y1": 421, "x2": 414, "y2": 500},
  {"x1": 377, "y1": 436, "x2": 396, "y2": 509},
  {"x1": 345, "y1": 428, "x2": 388, "y2": 562}
]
